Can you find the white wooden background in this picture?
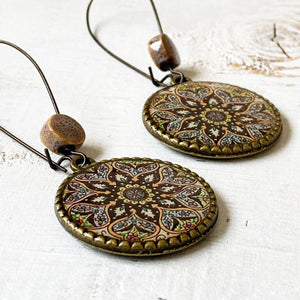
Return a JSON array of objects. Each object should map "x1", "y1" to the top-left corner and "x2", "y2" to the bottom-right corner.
[{"x1": 0, "y1": 0, "x2": 299, "y2": 299}]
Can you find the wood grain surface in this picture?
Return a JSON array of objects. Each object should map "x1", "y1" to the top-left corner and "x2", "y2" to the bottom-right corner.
[{"x1": 0, "y1": 0, "x2": 299, "y2": 299}]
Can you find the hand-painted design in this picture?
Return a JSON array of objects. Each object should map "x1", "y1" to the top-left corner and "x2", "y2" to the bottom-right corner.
[
  {"x1": 219, "y1": 131, "x2": 252, "y2": 146},
  {"x1": 64, "y1": 181, "x2": 109, "y2": 204},
  {"x1": 215, "y1": 88, "x2": 253, "y2": 103},
  {"x1": 163, "y1": 186, "x2": 210, "y2": 209},
  {"x1": 60, "y1": 158, "x2": 212, "y2": 243},
  {"x1": 176, "y1": 86, "x2": 213, "y2": 106},
  {"x1": 200, "y1": 108, "x2": 231, "y2": 125},
  {"x1": 69, "y1": 201, "x2": 115, "y2": 229},
  {"x1": 117, "y1": 184, "x2": 154, "y2": 205},
  {"x1": 109, "y1": 209, "x2": 159, "y2": 242},
  {"x1": 113, "y1": 160, "x2": 159, "y2": 182},
  {"x1": 146, "y1": 81, "x2": 278, "y2": 147},
  {"x1": 155, "y1": 94, "x2": 188, "y2": 110},
  {"x1": 153, "y1": 204, "x2": 201, "y2": 233},
  {"x1": 176, "y1": 129, "x2": 214, "y2": 145},
  {"x1": 154, "y1": 166, "x2": 198, "y2": 187},
  {"x1": 76, "y1": 163, "x2": 116, "y2": 185}
]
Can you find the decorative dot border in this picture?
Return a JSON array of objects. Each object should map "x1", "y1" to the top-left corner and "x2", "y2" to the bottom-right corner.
[
  {"x1": 143, "y1": 81, "x2": 282, "y2": 159},
  {"x1": 55, "y1": 157, "x2": 218, "y2": 256}
]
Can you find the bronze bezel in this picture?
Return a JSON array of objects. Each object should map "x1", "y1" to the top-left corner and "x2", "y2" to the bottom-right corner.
[
  {"x1": 55, "y1": 157, "x2": 218, "y2": 256},
  {"x1": 142, "y1": 81, "x2": 282, "y2": 159}
]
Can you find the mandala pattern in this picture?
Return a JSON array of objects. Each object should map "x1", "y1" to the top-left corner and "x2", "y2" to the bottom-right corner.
[
  {"x1": 60, "y1": 159, "x2": 213, "y2": 243},
  {"x1": 143, "y1": 81, "x2": 281, "y2": 157}
]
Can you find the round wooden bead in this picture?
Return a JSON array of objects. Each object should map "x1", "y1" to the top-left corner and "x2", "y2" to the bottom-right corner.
[
  {"x1": 148, "y1": 33, "x2": 180, "y2": 71},
  {"x1": 40, "y1": 114, "x2": 85, "y2": 154}
]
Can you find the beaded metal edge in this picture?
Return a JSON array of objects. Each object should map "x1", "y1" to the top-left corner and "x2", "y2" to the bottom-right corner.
[
  {"x1": 142, "y1": 82, "x2": 282, "y2": 159},
  {"x1": 54, "y1": 157, "x2": 218, "y2": 256}
]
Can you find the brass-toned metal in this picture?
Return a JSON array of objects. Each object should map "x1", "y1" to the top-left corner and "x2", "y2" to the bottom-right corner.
[
  {"x1": 143, "y1": 81, "x2": 282, "y2": 159},
  {"x1": 55, "y1": 157, "x2": 218, "y2": 256}
]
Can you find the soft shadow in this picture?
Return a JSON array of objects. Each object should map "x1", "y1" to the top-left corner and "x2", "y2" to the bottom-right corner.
[
  {"x1": 79, "y1": 144, "x2": 103, "y2": 160},
  {"x1": 177, "y1": 67, "x2": 200, "y2": 81}
]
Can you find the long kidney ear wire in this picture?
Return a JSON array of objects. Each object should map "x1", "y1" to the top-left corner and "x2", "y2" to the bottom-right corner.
[
  {"x1": 86, "y1": 0, "x2": 188, "y2": 86},
  {"x1": 0, "y1": 40, "x2": 89, "y2": 172}
]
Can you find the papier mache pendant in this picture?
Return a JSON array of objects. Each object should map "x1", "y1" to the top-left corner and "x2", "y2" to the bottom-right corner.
[
  {"x1": 143, "y1": 81, "x2": 282, "y2": 159},
  {"x1": 56, "y1": 157, "x2": 217, "y2": 256}
]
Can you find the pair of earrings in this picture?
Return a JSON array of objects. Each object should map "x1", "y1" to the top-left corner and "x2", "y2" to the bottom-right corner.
[
  {"x1": 0, "y1": 39, "x2": 217, "y2": 257},
  {"x1": 0, "y1": 0, "x2": 282, "y2": 257}
]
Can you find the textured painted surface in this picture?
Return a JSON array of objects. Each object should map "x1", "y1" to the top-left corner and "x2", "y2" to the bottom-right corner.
[
  {"x1": 144, "y1": 81, "x2": 281, "y2": 157},
  {"x1": 63, "y1": 159, "x2": 212, "y2": 237},
  {"x1": 0, "y1": 0, "x2": 299, "y2": 299}
]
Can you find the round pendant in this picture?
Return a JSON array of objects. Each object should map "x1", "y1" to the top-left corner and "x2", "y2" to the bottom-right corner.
[
  {"x1": 143, "y1": 81, "x2": 282, "y2": 159},
  {"x1": 55, "y1": 157, "x2": 217, "y2": 256}
]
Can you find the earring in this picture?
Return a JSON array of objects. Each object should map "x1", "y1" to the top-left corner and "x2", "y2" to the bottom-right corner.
[
  {"x1": 0, "y1": 40, "x2": 218, "y2": 256},
  {"x1": 86, "y1": 0, "x2": 282, "y2": 159}
]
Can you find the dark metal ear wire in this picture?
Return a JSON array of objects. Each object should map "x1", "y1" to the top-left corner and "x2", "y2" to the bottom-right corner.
[
  {"x1": 68, "y1": 150, "x2": 87, "y2": 167},
  {"x1": 148, "y1": 0, "x2": 188, "y2": 85},
  {"x1": 86, "y1": 0, "x2": 170, "y2": 87},
  {"x1": 148, "y1": 67, "x2": 172, "y2": 87},
  {"x1": 45, "y1": 149, "x2": 89, "y2": 170},
  {"x1": 148, "y1": 67, "x2": 189, "y2": 87},
  {"x1": 169, "y1": 69, "x2": 189, "y2": 84},
  {"x1": 0, "y1": 40, "x2": 68, "y2": 171},
  {"x1": 0, "y1": 127, "x2": 67, "y2": 172},
  {"x1": 149, "y1": 0, "x2": 163, "y2": 34},
  {"x1": 43, "y1": 148, "x2": 67, "y2": 172},
  {"x1": 0, "y1": 40, "x2": 60, "y2": 114}
]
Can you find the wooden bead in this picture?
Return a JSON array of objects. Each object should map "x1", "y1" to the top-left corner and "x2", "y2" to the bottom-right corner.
[
  {"x1": 148, "y1": 33, "x2": 180, "y2": 71},
  {"x1": 40, "y1": 114, "x2": 85, "y2": 154}
]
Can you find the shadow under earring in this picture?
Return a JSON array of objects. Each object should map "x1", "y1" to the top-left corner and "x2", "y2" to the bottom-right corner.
[
  {"x1": 86, "y1": 0, "x2": 282, "y2": 159},
  {"x1": 0, "y1": 40, "x2": 218, "y2": 256}
]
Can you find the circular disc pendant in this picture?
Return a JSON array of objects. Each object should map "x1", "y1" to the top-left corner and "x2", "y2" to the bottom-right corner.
[
  {"x1": 55, "y1": 157, "x2": 217, "y2": 256},
  {"x1": 143, "y1": 81, "x2": 282, "y2": 158}
]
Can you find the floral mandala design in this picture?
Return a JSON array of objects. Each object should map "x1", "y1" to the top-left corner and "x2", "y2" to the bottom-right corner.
[
  {"x1": 144, "y1": 81, "x2": 280, "y2": 153},
  {"x1": 117, "y1": 184, "x2": 154, "y2": 205},
  {"x1": 60, "y1": 159, "x2": 213, "y2": 243},
  {"x1": 200, "y1": 107, "x2": 232, "y2": 126}
]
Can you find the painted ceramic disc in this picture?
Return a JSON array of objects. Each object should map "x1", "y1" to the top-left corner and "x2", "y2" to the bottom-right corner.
[
  {"x1": 55, "y1": 157, "x2": 217, "y2": 256},
  {"x1": 143, "y1": 81, "x2": 282, "y2": 158}
]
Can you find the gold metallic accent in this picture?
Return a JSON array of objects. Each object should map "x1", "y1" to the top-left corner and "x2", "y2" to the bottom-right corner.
[
  {"x1": 106, "y1": 239, "x2": 118, "y2": 249},
  {"x1": 232, "y1": 145, "x2": 243, "y2": 153},
  {"x1": 144, "y1": 241, "x2": 156, "y2": 251},
  {"x1": 55, "y1": 157, "x2": 218, "y2": 256},
  {"x1": 131, "y1": 242, "x2": 144, "y2": 252},
  {"x1": 189, "y1": 229, "x2": 199, "y2": 239},
  {"x1": 222, "y1": 146, "x2": 232, "y2": 154},
  {"x1": 179, "y1": 233, "x2": 190, "y2": 243},
  {"x1": 169, "y1": 237, "x2": 180, "y2": 247},
  {"x1": 211, "y1": 146, "x2": 222, "y2": 154}
]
